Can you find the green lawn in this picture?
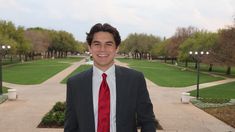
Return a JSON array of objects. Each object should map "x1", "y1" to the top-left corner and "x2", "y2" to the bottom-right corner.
[
  {"x1": 2, "y1": 87, "x2": 8, "y2": 93},
  {"x1": 3, "y1": 57, "x2": 83, "y2": 84},
  {"x1": 177, "y1": 61, "x2": 235, "y2": 77},
  {"x1": 117, "y1": 58, "x2": 223, "y2": 87},
  {"x1": 61, "y1": 64, "x2": 92, "y2": 84},
  {"x1": 2, "y1": 58, "x2": 20, "y2": 65},
  {"x1": 190, "y1": 81, "x2": 235, "y2": 99}
]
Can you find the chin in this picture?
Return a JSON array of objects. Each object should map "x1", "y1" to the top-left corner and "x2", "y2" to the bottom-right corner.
[{"x1": 96, "y1": 61, "x2": 114, "y2": 67}]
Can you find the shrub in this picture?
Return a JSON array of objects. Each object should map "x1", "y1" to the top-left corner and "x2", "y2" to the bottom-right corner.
[
  {"x1": 199, "y1": 98, "x2": 230, "y2": 104},
  {"x1": 38, "y1": 101, "x2": 163, "y2": 129},
  {"x1": 38, "y1": 102, "x2": 65, "y2": 128},
  {"x1": 52, "y1": 102, "x2": 66, "y2": 112}
]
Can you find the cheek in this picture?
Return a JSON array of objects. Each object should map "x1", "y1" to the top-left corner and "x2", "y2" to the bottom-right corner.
[{"x1": 89, "y1": 48, "x2": 97, "y2": 54}]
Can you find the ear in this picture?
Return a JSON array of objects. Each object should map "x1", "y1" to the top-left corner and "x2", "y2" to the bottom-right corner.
[
  {"x1": 116, "y1": 46, "x2": 119, "y2": 54},
  {"x1": 88, "y1": 45, "x2": 92, "y2": 54}
]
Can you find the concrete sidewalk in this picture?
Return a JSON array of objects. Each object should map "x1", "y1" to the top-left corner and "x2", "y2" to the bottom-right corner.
[{"x1": 0, "y1": 59, "x2": 234, "y2": 132}]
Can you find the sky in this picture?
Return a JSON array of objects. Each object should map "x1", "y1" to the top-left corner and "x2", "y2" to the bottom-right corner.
[{"x1": 0, "y1": 0, "x2": 234, "y2": 42}]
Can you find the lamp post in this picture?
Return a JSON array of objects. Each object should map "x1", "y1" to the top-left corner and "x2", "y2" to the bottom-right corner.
[
  {"x1": 0, "y1": 45, "x2": 11, "y2": 95},
  {"x1": 189, "y1": 51, "x2": 209, "y2": 99}
]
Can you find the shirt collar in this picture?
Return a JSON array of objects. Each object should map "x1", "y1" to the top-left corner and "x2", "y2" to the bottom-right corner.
[{"x1": 93, "y1": 64, "x2": 115, "y2": 77}]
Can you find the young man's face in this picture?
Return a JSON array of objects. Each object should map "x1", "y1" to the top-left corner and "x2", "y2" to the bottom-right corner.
[{"x1": 88, "y1": 31, "x2": 119, "y2": 71}]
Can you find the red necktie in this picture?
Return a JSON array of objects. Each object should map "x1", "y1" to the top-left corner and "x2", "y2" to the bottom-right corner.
[{"x1": 97, "y1": 73, "x2": 110, "y2": 132}]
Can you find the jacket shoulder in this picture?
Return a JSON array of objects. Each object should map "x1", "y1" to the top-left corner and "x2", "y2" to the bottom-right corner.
[
  {"x1": 115, "y1": 65, "x2": 143, "y2": 77},
  {"x1": 67, "y1": 68, "x2": 92, "y2": 83}
]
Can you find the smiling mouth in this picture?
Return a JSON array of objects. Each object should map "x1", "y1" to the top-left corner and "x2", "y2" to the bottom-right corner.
[{"x1": 97, "y1": 54, "x2": 108, "y2": 57}]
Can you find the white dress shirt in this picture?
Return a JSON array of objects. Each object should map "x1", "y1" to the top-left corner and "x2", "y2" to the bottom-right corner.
[{"x1": 92, "y1": 65, "x2": 116, "y2": 132}]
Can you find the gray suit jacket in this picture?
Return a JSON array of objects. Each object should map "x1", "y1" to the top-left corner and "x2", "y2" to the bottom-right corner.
[{"x1": 64, "y1": 65, "x2": 156, "y2": 132}]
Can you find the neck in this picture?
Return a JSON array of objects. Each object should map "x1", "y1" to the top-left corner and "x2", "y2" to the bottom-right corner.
[{"x1": 94, "y1": 62, "x2": 114, "y2": 72}]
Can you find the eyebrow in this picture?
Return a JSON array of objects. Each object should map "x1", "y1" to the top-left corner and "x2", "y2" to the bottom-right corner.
[
  {"x1": 92, "y1": 40, "x2": 114, "y2": 44},
  {"x1": 106, "y1": 41, "x2": 114, "y2": 44},
  {"x1": 92, "y1": 40, "x2": 101, "y2": 43}
]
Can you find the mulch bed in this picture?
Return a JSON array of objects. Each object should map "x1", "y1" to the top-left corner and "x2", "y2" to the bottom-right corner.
[{"x1": 203, "y1": 105, "x2": 235, "y2": 128}]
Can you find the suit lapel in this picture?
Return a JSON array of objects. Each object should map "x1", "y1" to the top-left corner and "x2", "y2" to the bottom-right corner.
[
  {"x1": 115, "y1": 66, "x2": 127, "y2": 131},
  {"x1": 84, "y1": 68, "x2": 95, "y2": 132}
]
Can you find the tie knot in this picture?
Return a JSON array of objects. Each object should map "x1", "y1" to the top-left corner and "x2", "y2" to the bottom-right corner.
[{"x1": 102, "y1": 73, "x2": 107, "y2": 79}]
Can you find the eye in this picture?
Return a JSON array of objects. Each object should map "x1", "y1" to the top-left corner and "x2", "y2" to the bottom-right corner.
[
  {"x1": 92, "y1": 41, "x2": 101, "y2": 47},
  {"x1": 106, "y1": 42, "x2": 114, "y2": 46},
  {"x1": 106, "y1": 43, "x2": 113, "y2": 46}
]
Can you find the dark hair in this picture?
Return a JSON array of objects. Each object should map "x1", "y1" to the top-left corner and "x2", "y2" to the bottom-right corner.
[{"x1": 86, "y1": 23, "x2": 121, "y2": 47}]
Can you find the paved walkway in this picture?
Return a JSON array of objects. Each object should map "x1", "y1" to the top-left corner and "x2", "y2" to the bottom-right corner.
[
  {"x1": 0, "y1": 59, "x2": 86, "y2": 132},
  {"x1": 0, "y1": 59, "x2": 234, "y2": 132}
]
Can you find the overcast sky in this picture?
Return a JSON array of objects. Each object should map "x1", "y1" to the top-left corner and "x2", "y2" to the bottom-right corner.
[{"x1": 0, "y1": 0, "x2": 234, "y2": 41}]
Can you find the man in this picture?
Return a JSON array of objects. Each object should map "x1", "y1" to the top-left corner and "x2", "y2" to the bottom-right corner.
[{"x1": 64, "y1": 23, "x2": 156, "y2": 132}]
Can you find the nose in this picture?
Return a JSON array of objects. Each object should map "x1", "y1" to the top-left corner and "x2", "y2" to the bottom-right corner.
[{"x1": 100, "y1": 44, "x2": 106, "y2": 51}]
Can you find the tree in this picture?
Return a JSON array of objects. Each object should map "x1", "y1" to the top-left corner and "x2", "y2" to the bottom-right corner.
[
  {"x1": 48, "y1": 30, "x2": 78, "y2": 58},
  {"x1": 75, "y1": 41, "x2": 87, "y2": 54},
  {"x1": 0, "y1": 20, "x2": 16, "y2": 39},
  {"x1": 150, "y1": 39, "x2": 170, "y2": 62},
  {"x1": 14, "y1": 26, "x2": 31, "y2": 61},
  {"x1": 24, "y1": 28, "x2": 51, "y2": 59},
  {"x1": 165, "y1": 26, "x2": 198, "y2": 64},
  {"x1": 1, "y1": 19, "x2": 83, "y2": 61},
  {"x1": 179, "y1": 31, "x2": 218, "y2": 69},
  {"x1": 121, "y1": 33, "x2": 161, "y2": 59},
  {"x1": 210, "y1": 26, "x2": 235, "y2": 74},
  {"x1": 0, "y1": 20, "x2": 31, "y2": 61},
  {"x1": 0, "y1": 20, "x2": 18, "y2": 57}
]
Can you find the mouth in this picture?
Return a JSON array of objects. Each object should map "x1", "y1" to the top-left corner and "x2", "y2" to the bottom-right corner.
[{"x1": 97, "y1": 54, "x2": 108, "y2": 57}]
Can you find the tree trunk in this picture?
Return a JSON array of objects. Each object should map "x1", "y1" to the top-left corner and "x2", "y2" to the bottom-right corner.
[
  {"x1": 140, "y1": 53, "x2": 142, "y2": 60},
  {"x1": 54, "y1": 50, "x2": 57, "y2": 58},
  {"x1": 226, "y1": 66, "x2": 231, "y2": 75},
  {"x1": 59, "y1": 51, "x2": 61, "y2": 58},
  {"x1": 135, "y1": 53, "x2": 137, "y2": 59},
  {"x1": 66, "y1": 51, "x2": 68, "y2": 57},
  {"x1": 185, "y1": 60, "x2": 188, "y2": 67},
  {"x1": 208, "y1": 64, "x2": 213, "y2": 72},
  {"x1": 51, "y1": 51, "x2": 53, "y2": 58},
  {"x1": 32, "y1": 52, "x2": 35, "y2": 60},
  {"x1": 25, "y1": 54, "x2": 28, "y2": 61},
  {"x1": 47, "y1": 51, "x2": 49, "y2": 58},
  {"x1": 148, "y1": 53, "x2": 151, "y2": 60},
  {"x1": 19, "y1": 54, "x2": 22, "y2": 62}
]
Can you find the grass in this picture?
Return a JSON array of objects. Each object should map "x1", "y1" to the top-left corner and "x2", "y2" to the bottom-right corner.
[
  {"x1": 61, "y1": 64, "x2": 92, "y2": 84},
  {"x1": 190, "y1": 81, "x2": 235, "y2": 99},
  {"x1": 117, "y1": 58, "x2": 223, "y2": 87},
  {"x1": 2, "y1": 58, "x2": 21, "y2": 65},
  {"x1": 3, "y1": 57, "x2": 83, "y2": 84},
  {"x1": 2, "y1": 87, "x2": 8, "y2": 93},
  {"x1": 177, "y1": 61, "x2": 235, "y2": 77}
]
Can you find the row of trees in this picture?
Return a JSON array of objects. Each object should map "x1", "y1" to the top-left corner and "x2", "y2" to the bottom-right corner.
[
  {"x1": 119, "y1": 20, "x2": 235, "y2": 74},
  {"x1": 1, "y1": 19, "x2": 235, "y2": 74},
  {"x1": 119, "y1": 33, "x2": 161, "y2": 59},
  {"x1": 0, "y1": 20, "x2": 87, "y2": 61}
]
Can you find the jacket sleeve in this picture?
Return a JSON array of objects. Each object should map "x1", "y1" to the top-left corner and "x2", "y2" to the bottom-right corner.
[
  {"x1": 64, "y1": 78, "x2": 79, "y2": 132},
  {"x1": 136, "y1": 73, "x2": 157, "y2": 132}
]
